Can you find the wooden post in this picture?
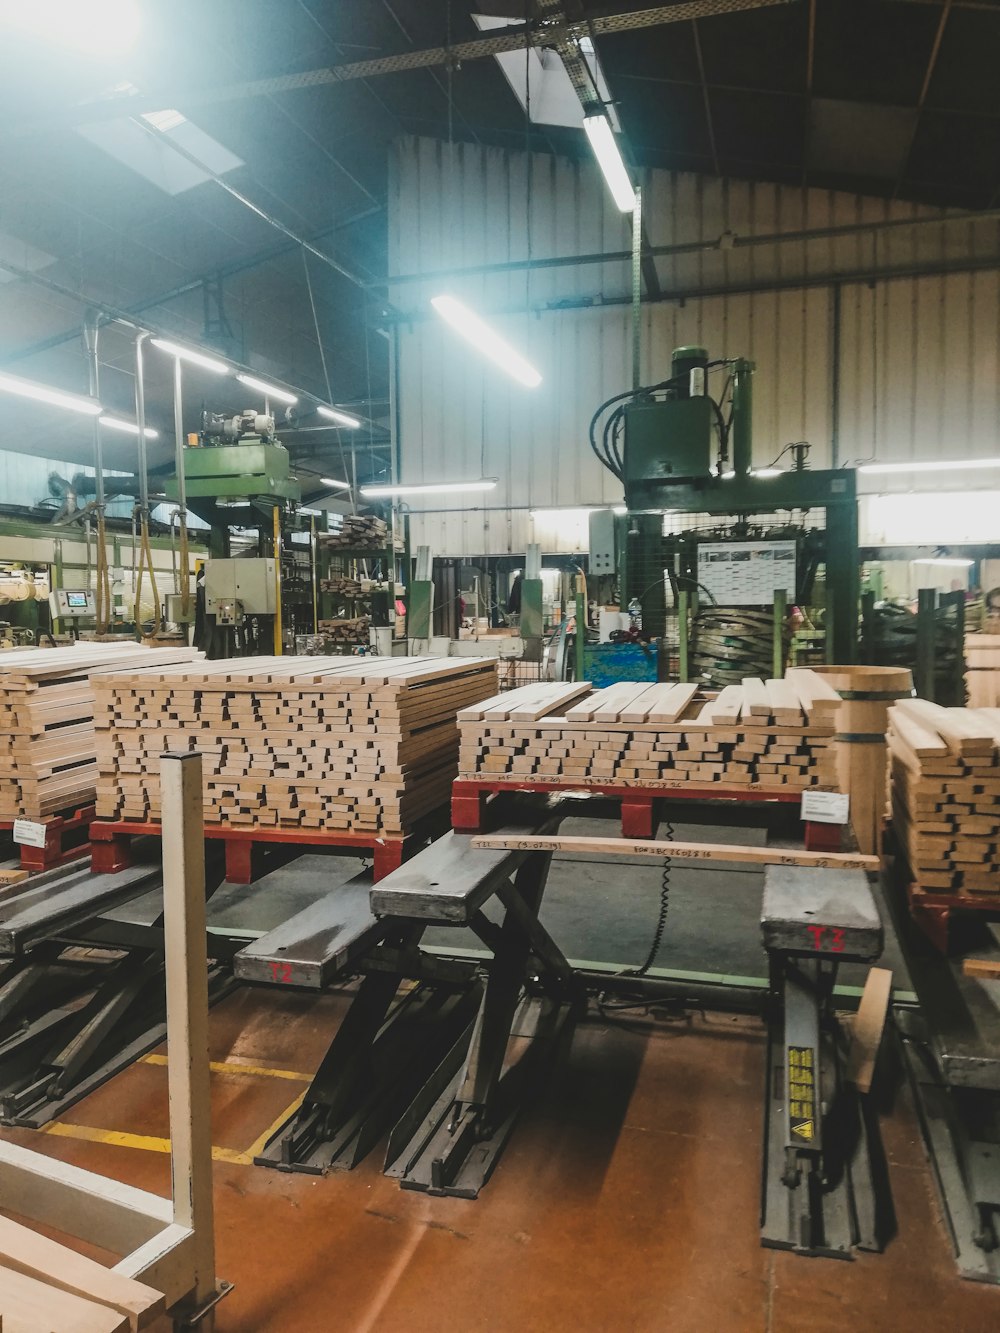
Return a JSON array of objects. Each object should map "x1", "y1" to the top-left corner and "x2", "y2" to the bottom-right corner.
[
  {"x1": 575, "y1": 575, "x2": 587, "y2": 682},
  {"x1": 160, "y1": 752, "x2": 218, "y2": 1318}
]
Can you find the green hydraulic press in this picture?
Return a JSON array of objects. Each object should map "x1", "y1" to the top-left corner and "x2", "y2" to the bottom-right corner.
[{"x1": 591, "y1": 346, "x2": 860, "y2": 665}]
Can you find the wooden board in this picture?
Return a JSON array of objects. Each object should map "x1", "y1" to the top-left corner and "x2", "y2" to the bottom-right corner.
[
  {"x1": 0, "y1": 1214, "x2": 163, "y2": 1330},
  {"x1": 470, "y1": 833, "x2": 879, "y2": 871},
  {"x1": 845, "y1": 967, "x2": 893, "y2": 1093}
]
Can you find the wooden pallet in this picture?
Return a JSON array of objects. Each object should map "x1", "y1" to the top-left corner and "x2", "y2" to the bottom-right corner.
[
  {"x1": 457, "y1": 675, "x2": 842, "y2": 794},
  {"x1": 0, "y1": 802, "x2": 95, "y2": 872},
  {"x1": 90, "y1": 810, "x2": 447, "y2": 883}
]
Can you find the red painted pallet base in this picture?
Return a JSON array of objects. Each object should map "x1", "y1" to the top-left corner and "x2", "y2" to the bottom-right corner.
[
  {"x1": 452, "y1": 778, "x2": 814, "y2": 839},
  {"x1": 0, "y1": 804, "x2": 95, "y2": 872},
  {"x1": 907, "y1": 881, "x2": 1000, "y2": 954},
  {"x1": 90, "y1": 818, "x2": 433, "y2": 885}
]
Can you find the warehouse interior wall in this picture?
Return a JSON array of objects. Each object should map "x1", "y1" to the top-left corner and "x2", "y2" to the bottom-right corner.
[{"x1": 389, "y1": 136, "x2": 1000, "y2": 557}]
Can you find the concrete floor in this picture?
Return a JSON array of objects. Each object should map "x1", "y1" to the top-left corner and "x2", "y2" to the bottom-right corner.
[{"x1": 2, "y1": 815, "x2": 998, "y2": 1330}]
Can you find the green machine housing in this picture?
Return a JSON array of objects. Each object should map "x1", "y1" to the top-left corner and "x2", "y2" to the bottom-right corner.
[
  {"x1": 621, "y1": 347, "x2": 860, "y2": 664},
  {"x1": 166, "y1": 442, "x2": 301, "y2": 511}
]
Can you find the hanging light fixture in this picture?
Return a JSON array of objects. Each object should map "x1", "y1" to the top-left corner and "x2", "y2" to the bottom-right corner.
[
  {"x1": 0, "y1": 370, "x2": 101, "y2": 416},
  {"x1": 430, "y1": 296, "x2": 541, "y2": 388},
  {"x1": 583, "y1": 113, "x2": 635, "y2": 213}
]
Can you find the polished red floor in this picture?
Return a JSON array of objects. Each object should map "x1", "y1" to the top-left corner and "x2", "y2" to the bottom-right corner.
[{"x1": 3, "y1": 987, "x2": 998, "y2": 1332}]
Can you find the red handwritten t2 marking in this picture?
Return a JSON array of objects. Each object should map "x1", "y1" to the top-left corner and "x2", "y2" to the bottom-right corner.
[{"x1": 269, "y1": 960, "x2": 293, "y2": 983}]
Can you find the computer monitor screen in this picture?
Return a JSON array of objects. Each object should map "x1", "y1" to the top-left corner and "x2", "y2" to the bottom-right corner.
[{"x1": 66, "y1": 592, "x2": 89, "y2": 609}]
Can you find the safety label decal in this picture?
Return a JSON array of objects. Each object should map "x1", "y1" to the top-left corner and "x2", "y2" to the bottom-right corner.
[{"x1": 787, "y1": 1045, "x2": 816, "y2": 1142}]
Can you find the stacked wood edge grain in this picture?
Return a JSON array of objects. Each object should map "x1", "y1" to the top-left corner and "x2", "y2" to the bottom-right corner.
[
  {"x1": 0, "y1": 644, "x2": 203, "y2": 821},
  {"x1": 889, "y1": 698, "x2": 1000, "y2": 896},
  {"x1": 965, "y1": 633, "x2": 1000, "y2": 707},
  {"x1": 94, "y1": 656, "x2": 498, "y2": 835},
  {"x1": 458, "y1": 671, "x2": 842, "y2": 792}
]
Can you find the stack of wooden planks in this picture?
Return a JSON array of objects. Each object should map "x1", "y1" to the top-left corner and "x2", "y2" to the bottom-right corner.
[
  {"x1": 458, "y1": 673, "x2": 841, "y2": 791},
  {"x1": 965, "y1": 633, "x2": 1000, "y2": 707},
  {"x1": 94, "y1": 656, "x2": 498, "y2": 834},
  {"x1": 318, "y1": 616, "x2": 371, "y2": 649},
  {"x1": 0, "y1": 643, "x2": 203, "y2": 821},
  {"x1": 319, "y1": 513, "x2": 395, "y2": 551},
  {"x1": 320, "y1": 574, "x2": 367, "y2": 599},
  {"x1": 889, "y1": 698, "x2": 1000, "y2": 894}
]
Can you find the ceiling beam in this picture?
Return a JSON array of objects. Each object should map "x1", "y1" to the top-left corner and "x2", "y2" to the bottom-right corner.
[
  {"x1": 893, "y1": 0, "x2": 953, "y2": 199},
  {"x1": 0, "y1": 1, "x2": 801, "y2": 138}
]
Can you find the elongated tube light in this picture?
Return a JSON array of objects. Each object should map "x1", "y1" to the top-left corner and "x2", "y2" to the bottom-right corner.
[
  {"x1": 317, "y1": 405, "x2": 361, "y2": 428},
  {"x1": 431, "y1": 296, "x2": 541, "y2": 388},
  {"x1": 858, "y1": 458, "x2": 1000, "y2": 475},
  {"x1": 237, "y1": 372, "x2": 297, "y2": 404},
  {"x1": 99, "y1": 415, "x2": 159, "y2": 439},
  {"x1": 151, "y1": 339, "x2": 230, "y2": 374},
  {"x1": 360, "y1": 479, "x2": 497, "y2": 499},
  {"x1": 0, "y1": 370, "x2": 101, "y2": 416},
  {"x1": 583, "y1": 113, "x2": 636, "y2": 213},
  {"x1": 320, "y1": 477, "x2": 351, "y2": 490}
]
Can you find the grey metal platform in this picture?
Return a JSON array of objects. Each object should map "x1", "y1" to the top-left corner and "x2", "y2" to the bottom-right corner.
[
  {"x1": 0, "y1": 864, "x2": 162, "y2": 956},
  {"x1": 233, "y1": 872, "x2": 385, "y2": 988},
  {"x1": 761, "y1": 864, "x2": 883, "y2": 961}
]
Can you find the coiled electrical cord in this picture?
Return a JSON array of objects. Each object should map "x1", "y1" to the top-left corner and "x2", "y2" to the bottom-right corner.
[{"x1": 622, "y1": 819, "x2": 673, "y2": 978}]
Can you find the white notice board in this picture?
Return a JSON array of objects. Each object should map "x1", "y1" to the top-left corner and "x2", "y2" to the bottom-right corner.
[{"x1": 696, "y1": 540, "x2": 797, "y2": 607}]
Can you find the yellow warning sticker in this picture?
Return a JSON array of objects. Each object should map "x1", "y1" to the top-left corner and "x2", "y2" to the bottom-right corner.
[{"x1": 787, "y1": 1045, "x2": 817, "y2": 1144}]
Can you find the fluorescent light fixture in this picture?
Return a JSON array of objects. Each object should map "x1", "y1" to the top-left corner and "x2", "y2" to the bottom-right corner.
[
  {"x1": 0, "y1": 0, "x2": 140, "y2": 56},
  {"x1": 151, "y1": 339, "x2": 230, "y2": 375},
  {"x1": 236, "y1": 372, "x2": 297, "y2": 405},
  {"x1": 317, "y1": 405, "x2": 361, "y2": 428},
  {"x1": 613, "y1": 506, "x2": 628, "y2": 515},
  {"x1": 360, "y1": 479, "x2": 498, "y2": 499},
  {"x1": 721, "y1": 470, "x2": 736, "y2": 480},
  {"x1": 752, "y1": 468, "x2": 784, "y2": 478},
  {"x1": 912, "y1": 557, "x2": 974, "y2": 568},
  {"x1": 583, "y1": 114, "x2": 635, "y2": 213},
  {"x1": 858, "y1": 458, "x2": 1000, "y2": 475},
  {"x1": 320, "y1": 477, "x2": 352, "y2": 491},
  {"x1": 141, "y1": 109, "x2": 186, "y2": 133},
  {"x1": 99, "y1": 416, "x2": 159, "y2": 439},
  {"x1": 430, "y1": 296, "x2": 542, "y2": 388},
  {"x1": 0, "y1": 370, "x2": 101, "y2": 416}
]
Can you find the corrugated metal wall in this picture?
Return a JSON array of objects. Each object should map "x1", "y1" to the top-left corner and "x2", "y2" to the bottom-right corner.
[{"x1": 389, "y1": 137, "x2": 1000, "y2": 556}]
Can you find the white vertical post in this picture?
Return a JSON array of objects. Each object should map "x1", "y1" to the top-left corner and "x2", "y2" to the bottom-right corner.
[{"x1": 160, "y1": 752, "x2": 217, "y2": 1314}]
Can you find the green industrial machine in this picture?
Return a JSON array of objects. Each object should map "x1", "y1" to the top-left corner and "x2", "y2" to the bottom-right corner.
[
  {"x1": 165, "y1": 409, "x2": 312, "y2": 657},
  {"x1": 591, "y1": 346, "x2": 860, "y2": 666},
  {"x1": 165, "y1": 409, "x2": 301, "y2": 529}
]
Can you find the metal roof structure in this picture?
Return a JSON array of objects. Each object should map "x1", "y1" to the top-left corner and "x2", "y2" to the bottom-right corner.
[{"x1": 0, "y1": 0, "x2": 993, "y2": 493}]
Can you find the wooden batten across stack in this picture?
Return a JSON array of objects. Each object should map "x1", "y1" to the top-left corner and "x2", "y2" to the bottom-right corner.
[
  {"x1": 888, "y1": 698, "x2": 1000, "y2": 896},
  {"x1": 965, "y1": 633, "x2": 1000, "y2": 707},
  {"x1": 457, "y1": 674, "x2": 842, "y2": 793},
  {"x1": 94, "y1": 656, "x2": 498, "y2": 835},
  {"x1": 0, "y1": 644, "x2": 204, "y2": 821}
]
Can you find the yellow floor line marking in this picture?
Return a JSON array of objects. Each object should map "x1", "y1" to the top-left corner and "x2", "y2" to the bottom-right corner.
[
  {"x1": 139, "y1": 1053, "x2": 311, "y2": 1082},
  {"x1": 42, "y1": 1121, "x2": 251, "y2": 1165},
  {"x1": 242, "y1": 1091, "x2": 307, "y2": 1162}
]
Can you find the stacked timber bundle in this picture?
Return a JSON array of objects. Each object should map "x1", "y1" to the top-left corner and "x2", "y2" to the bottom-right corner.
[
  {"x1": 0, "y1": 644, "x2": 203, "y2": 820},
  {"x1": 320, "y1": 574, "x2": 367, "y2": 599},
  {"x1": 965, "y1": 634, "x2": 1000, "y2": 707},
  {"x1": 93, "y1": 656, "x2": 498, "y2": 834},
  {"x1": 319, "y1": 514, "x2": 396, "y2": 552},
  {"x1": 888, "y1": 699, "x2": 1000, "y2": 894},
  {"x1": 458, "y1": 672, "x2": 841, "y2": 792},
  {"x1": 318, "y1": 616, "x2": 371, "y2": 650}
]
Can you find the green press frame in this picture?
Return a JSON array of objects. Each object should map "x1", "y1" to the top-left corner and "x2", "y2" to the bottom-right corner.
[{"x1": 621, "y1": 467, "x2": 860, "y2": 666}]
